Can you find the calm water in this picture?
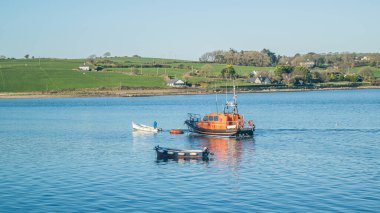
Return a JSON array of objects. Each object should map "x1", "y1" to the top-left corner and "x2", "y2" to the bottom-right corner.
[{"x1": 0, "y1": 89, "x2": 379, "y2": 212}]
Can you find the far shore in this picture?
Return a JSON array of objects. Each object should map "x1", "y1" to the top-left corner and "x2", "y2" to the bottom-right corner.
[{"x1": 1, "y1": 86, "x2": 380, "y2": 99}]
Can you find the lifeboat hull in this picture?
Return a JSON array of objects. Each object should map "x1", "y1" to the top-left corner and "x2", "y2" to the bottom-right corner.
[{"x1": 184, "y1": 120, "x2": 254, "y2": 138}]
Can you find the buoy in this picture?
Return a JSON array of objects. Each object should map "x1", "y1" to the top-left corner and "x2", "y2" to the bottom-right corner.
[{"x1": 170, "y1": 129, "x2": 184, "y2": 134}]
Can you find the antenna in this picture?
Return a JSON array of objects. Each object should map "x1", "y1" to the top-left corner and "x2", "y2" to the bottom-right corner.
[
  {"x1": 215, "y1": 82, "x2": 219, "y2": 113},
  {"x1": 225, "y1": 80, "x2": 227, "y2": 103},
  {"x1": 232, "y1": 80, "x2": 237, "y2": 114},
  {"x1": 233, "y1": 79, "x2": 238, "y2": 103}
]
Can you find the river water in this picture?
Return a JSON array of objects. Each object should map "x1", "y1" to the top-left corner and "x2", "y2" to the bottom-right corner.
[{"x1": 0, "y1": 89, "x2": 379, "y2": 212}]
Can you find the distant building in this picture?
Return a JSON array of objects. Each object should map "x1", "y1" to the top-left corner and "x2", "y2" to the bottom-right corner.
[
  {"x1": 167, "y1": 79, "x2": 186, "y2": 87},
  {"x1": 299, "y1": 61, "x2": 315, "y2": 68},
  {"x1": 249, "y1": 76, "x2": 271, "y2": 84},
  {"x1": 361, "y1": 56, "x2": 370, "y2": 61},
  {"x1": 79, "y1": 63, "x2": 91, "y2": 71}
]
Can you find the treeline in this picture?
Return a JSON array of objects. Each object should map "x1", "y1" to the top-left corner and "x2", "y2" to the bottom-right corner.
[
  {"x1": 214, "y1": 63, "x2": 376, "y2": 86},
  {"x1": 199, "y1": 49, "x2": 277, "y2": 66},
  {"x1": 92, "y1": 59, "x2": 172, "y2": 68},
  {"x1": 270, "y1": 65, "x2": 375, "y2": 85},
  {"x1": 90, "y1": 59, "x2": 194, "y2": 70},
  {"x1": 199, "y1": 49, "x2": 380, "y2": 68}
]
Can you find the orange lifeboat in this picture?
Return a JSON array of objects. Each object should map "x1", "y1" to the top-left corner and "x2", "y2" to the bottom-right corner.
[
  {"x1": 170, "y1": 129, "x2": 184, "y2": 134},
  {"x1": 184, "y1": 83, "x2": 255, "y2": 138}
]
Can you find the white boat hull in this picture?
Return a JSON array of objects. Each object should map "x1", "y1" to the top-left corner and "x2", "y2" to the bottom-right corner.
[{"x1": 132, "y1": 122, "x2": 159, "y2": 133}]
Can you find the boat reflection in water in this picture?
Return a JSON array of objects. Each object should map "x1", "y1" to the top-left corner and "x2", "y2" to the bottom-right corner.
[
  {"x1": 156, "y1": 156, "x2": 212, "y2": 164},
  {"x1": 187, "y1": 134, "x2": 255, "y2": 166}
]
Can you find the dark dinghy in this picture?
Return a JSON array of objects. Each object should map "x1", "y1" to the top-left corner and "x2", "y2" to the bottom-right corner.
[{"x1": 154, "y1": 146, "x2": 212, "y2": 160}]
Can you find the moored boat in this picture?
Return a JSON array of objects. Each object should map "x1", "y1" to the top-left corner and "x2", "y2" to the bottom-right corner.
[
  {"x1": 132, "y1": 121, "x2": 162, "y2": 132},
  {"x1": 154, "y1": 145, "x2": 211, "y2": 159},
  {"x1": 184, "y1": 83, "x2": 255, "y2": 138}
]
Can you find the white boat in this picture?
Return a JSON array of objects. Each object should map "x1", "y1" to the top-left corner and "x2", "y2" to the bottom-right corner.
[{"x1": 132, "y1": 121, "x2": 161, "y2": 132}]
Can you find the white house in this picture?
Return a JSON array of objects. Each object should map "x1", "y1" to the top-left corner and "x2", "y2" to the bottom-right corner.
[
  {"x1": 361, "y1": 56, "x2": 370, "y2": 61},
  {"x1": 167, "y1": 79, "x2": 186, "y2": 87},
  {"x1": 249, "y1": 76, "x2": 272, "y2": 84},
  {"x1": 79, "y1": 63, "x2": 90, "y2": 71}
]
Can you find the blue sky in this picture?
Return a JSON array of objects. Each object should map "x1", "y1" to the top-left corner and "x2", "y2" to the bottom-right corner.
[{"x1": 0, "y1": 0, "x2": 379, "y2": 59}]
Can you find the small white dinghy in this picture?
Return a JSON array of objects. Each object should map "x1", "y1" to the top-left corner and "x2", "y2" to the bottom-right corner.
[{"x1": 132, "y1": 121, "x2": 161, "y2": 133}]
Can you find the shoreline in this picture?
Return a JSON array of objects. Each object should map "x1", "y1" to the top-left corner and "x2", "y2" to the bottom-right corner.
[{"x1": 1, "y1": 86, "x2": 380, "y2": 99}]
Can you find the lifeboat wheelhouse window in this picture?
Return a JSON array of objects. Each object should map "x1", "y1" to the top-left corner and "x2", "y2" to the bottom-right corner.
[
  {"x1": 203, "y1": 116, "x2": 208, "y2": 121},
  {"x1": 209, "y1": 116, "x2": 214, "y2": 121},
  {"x1": 214, "y1": 116, "x2": 218, "y2": 121}
]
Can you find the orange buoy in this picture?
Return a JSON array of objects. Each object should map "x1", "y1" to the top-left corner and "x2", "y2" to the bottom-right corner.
[{"x1": 170, "y1": 129, "x2": 184, "y2": 134}]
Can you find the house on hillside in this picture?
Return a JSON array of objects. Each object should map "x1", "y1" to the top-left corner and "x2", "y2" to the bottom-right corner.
[
  {"x1": 299, "y1": 61, "x2": 315, "y2": 68},
  {"x1": 79, "y1": 63, "x2": 91, "y2": 71},
  {"x1": 167, "y1": 79, "x2": 186, "y2": 87},
  {"x1": 249, "y1": 76, "x2": 272, "y2": 84},
  {"x1": 361, "y1": 56, "x2": 370, "y2": 61}
]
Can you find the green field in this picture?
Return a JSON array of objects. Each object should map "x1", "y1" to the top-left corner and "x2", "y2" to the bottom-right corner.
[
  {"x1": 350, "y1": 66, "x2": 380, "y2": 77},
  {"x1": 0, "y1": 57, "x2": 270, "y2": 92},
  {"x1": 0, "y1": 56, "x2": 379, "y2": 93},
  {"x1": 0, "y1": 58, "x2": 166, "y2": 92}
]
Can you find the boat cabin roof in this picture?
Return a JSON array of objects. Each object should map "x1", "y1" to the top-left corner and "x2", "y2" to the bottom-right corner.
[{"x1": 201, "y1": 112, "x2": 242, "y2": 122}]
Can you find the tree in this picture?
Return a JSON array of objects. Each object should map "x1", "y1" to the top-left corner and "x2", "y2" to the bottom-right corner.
[
  {"x1": 274, "y1": 65, "x2": 294, "y2": 84},
  {"x1": 0, "y1": 55, "x2": 6, "y2": 59},
  {"x1": 199, "y1": 53, "x2": 210, "y2": 62},
  {"x1": 200, "y1": 64, "x2": 214, "y2": 77},
  {"x1": 88, "y1": 54, "x2": 97, "y2": 59},
  {"x1": 95, "y1": 66, "x2": 103, "y2": 71},
  {"x1": 341, "y1": 53, "x2": 355, "y2": 72},
  {"x1": 293, "y1": 66, "x2": 311, "y2": 83},
  {"x1": 274, "y1": 65, "x2": 293, "y2": 76},
  {"x1": 310, "y1": 71, "x2": 322, "y2": 83},
  {"x1": 221, "y1": 65, "x2": 236, "y2": 79},
  {"x1": 199, "y1": 50, "x2": 224, "y2": 62},
  {"x1": 289, "y1": 76, "x2": 305, "y2": 86},
  {"x1": 359, "y1": 67, "x2": 375, "y2": 81},
  {"x1": 24, "y1": 54, "x2": 29, "y2": 59},
  {"x1": 103, "y1": 52, "x2": 111, "y2": 58},
  {"x1": 176, "y1": 64, "x2": 185, "y2": 69},
  {"x1": 291, "y1": 54, "x2": 304, "y2": 66},
  {"x1": 261, "y1": 49, "x2": 278, "y2": 65}
]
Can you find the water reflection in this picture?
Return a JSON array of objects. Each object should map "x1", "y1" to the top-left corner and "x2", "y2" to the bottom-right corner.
[
  {"x1": 186, "y1": 134, "x2": 255, "y2": 166},
  {"x1": 155, "y1": 157, "x2": 212, "y2": 165},
  {"x1": 131, "y1": 130, "x2": 158, "y2": 137},
  {"x1": 131, "y1": 129, "x2": 255, "y2": 166}
]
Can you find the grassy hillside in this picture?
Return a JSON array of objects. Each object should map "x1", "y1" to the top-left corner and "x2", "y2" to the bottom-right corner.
[
  {"x1": 0, "y1": 56, "x2": 271, "y2": 92},
  {"x1": 0, "y1": 56, "x2": 379, "y2": 93},
  {"x1": 0, "y1": 58, "x2": 166, "y2": 92},
  {"x1": 350, "y1": 66, "x2": 380, "y2": 77},
  {"x1": 103, "y1": 56, "x2": 273, "y2": 84}
]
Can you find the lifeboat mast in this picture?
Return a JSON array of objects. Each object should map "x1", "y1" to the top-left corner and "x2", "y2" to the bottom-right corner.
[{"x1": 224, "y1": 81, "x2": 238, "y2": 114}]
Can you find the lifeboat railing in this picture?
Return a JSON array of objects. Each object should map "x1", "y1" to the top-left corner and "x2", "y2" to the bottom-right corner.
[{"x1": 202, "y1": 120, "x2": 254, "y2": 129}]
